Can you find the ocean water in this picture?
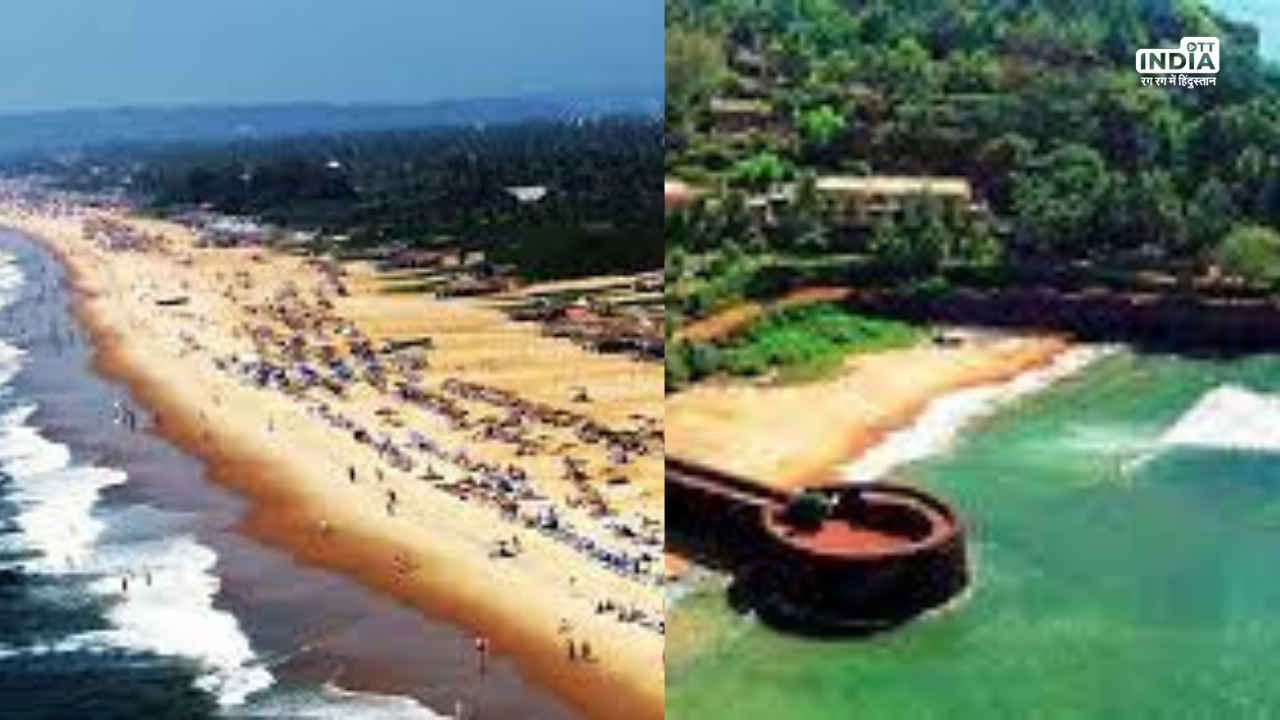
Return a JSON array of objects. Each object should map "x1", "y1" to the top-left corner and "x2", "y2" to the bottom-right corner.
[
  {"x1": 0, "y1": 232, "x2": 448, "y2": 719},
  {"x1": 668, "y1": 347, "x2": 1280, "y2": 719}
]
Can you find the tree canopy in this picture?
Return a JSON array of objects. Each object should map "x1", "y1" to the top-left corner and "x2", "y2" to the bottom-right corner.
[
  {"x1": 33, "y1": 119, "x2": 663, "y2": 280},
  {"x1": 667, "y1": 0, "x2": 1280, "y2": 275}
]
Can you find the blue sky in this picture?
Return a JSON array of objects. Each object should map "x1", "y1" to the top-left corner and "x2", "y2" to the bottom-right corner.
[
  {"x1": 0, "y1": 0, "x2": 662, "y2": 114},
  {"x1": 1209, "y1": 0, "x2": 1280, "y2": 59}
]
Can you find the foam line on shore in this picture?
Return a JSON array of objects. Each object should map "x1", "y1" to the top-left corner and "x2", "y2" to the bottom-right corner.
[
  {"x1": 842, "y1": 345, "x2": 1116, "y2": 483},
  {"x1": 229, "y1": 685, "x2": 447, "y2": 719},
  {"x1": 0, "y1": 366, "x2": 272, "y2": 706},
  {"x1": 0, "y1": 244, "x2": 443, "y2": 717}
]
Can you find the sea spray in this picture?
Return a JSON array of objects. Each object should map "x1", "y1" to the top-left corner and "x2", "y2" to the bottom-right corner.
[
  {"x1": 1160, "y1": 384, "x2": 1280, "y2": 454},
  {"x1": 842, "y1": 345, "x2": 1117, "y2": 483}
]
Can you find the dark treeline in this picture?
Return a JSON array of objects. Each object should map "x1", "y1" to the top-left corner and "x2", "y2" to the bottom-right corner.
[
  {"x1": 667, "y1": 0, "x2": 1280, "y2": 288},
  {"x1": 29, "y1": 118, "x2": 664, "y2": 280}
]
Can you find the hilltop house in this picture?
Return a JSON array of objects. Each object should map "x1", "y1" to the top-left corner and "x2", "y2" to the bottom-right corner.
[
  {"x1": 814, "y1": 176, "x2": 978, "y2": 226},
  {"x1": 707, "y1": 98, "x2": 777, "y2": 137}
]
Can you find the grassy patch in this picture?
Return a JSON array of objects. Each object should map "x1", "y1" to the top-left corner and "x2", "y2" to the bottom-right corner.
[
  {"x1": 667, "y1": 251, "x2": 865, "y2": 324},
  {"x1": 667, "y1": 302, "x2": 923, "y2": 391},
  {"x1": 720, "y1": 303, "x2": 922, "y2": 379}
]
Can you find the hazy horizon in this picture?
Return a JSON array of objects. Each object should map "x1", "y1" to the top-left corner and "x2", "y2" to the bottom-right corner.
[
  {"x1": 0, "y1": 0, "x2": 662, "y2": 115},
  {"x1": 0, "y1": 94, "x2": 661, "y2": 121}
]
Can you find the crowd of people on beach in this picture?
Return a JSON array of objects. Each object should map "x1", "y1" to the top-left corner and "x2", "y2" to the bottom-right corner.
[
  {"x1": 0, "y1": 189, "x2": 671, "y2": 720},
  {"x1": 84, "y1": 216, "x2": 163, "y2": 253},
  {"x1": 290, "y1": 379, "x2": 665, "y2": 635},
  {"x1": 88, "y1": 219, "x2": 669, "y2": 638},
  {"x1": 2, "y1": 195, "x2": 667, "y2": 658}
]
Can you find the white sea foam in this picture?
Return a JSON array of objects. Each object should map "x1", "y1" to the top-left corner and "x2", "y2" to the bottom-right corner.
[
  {"x1": 0, "y1": 244, "x2": 444, "y2": 716},
  {"x1": 842, "y1": 345, "x2": 1116, "y2": 483},
  {"x1": 0, "y1": 402, "x2": 272, "y2": 705},
  {"x1": 229, "y1": 685, "x2": 446, "y2": 719},
  {"x1": 0, "y1": 254, "x2": 24, "y2": 309},
  {"x1": 0, "y1": 342, "x2": 25, "y2": 389},
  {"x1": 1160, "y1": 384, "x2": 1280, "y2": 454},
  {"x1": 0, "y1": 249, "x2": 273, "y2": 707}
]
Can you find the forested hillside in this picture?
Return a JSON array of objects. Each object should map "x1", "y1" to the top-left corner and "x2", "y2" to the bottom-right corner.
[{"x1": 667, "y1": 0, "x2": 1280, "y2": 280}]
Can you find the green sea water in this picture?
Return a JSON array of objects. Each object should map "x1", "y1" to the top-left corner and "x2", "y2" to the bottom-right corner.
[{"x1": 667, "y1": 351, "x2": 1280, "y2": 719}]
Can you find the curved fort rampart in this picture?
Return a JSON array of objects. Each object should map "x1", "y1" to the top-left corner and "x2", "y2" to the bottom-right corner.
[{"x1": 667, "y1": 458, "x2": 968, "y2": 634}]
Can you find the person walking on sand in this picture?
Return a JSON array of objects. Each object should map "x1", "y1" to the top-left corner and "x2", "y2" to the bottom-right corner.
[{"x1": 474, "y1": 635, "x2": 491, "y2": 678}]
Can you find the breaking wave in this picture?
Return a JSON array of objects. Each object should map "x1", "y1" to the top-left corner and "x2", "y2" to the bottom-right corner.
[
  {"x1": 1160, "y1": 384, "x2": 1280, "y2": 455},
  {"x1": 0, "y1": 245, "x2": 442, "y2": 717},
  {"x1": 842, "y1": 345, "x2": 1115, "y2": 483}
]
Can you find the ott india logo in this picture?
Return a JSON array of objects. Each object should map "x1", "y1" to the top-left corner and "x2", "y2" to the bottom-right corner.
[{"x1": 1136, "y1": 36, "x2": 1219, "y2": 88}]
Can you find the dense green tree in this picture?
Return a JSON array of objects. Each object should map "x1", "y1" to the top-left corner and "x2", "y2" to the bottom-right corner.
[
  {"x1": 1010, "y1": 144, "x2": 1112, "y2": 259},
  {"x1": 667, "y1": 28, "x2": 728, "y2": 113},
  {"x1": 1214, "y1": 225, "x2": 1280, "y2": 288},
  {"x1": 974, "y1": 133, "x2": 1036, "y2": 210},
  {"x1": 1186, "y1": 177, "x2": 1237, "y2": 254},
  {"x1": 731, "y1": 151, "x2": 793, "y2": 189},
  {"x1": 778, "y1": 172, "x2": 830, "y2": 252},
  {"x1": 1108, "y1": 170, "x2": 1187, "y2": 255},
  {"x1": 795, "y1": 104, "x2": 848, "y2": 165},
  {"x1": 665, "y1": 344, "x2": 693, "y2": 392},
  {"x1": 868, "y1": 199, "x2": 952, "y2": 278}
]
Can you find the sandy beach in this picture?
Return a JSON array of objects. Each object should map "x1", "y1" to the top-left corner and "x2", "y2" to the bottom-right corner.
[
  {"x1": 665, "y1": 333, "x2": 1069, "y2": 489},
  {"x1": 0, "y1": 202, "x2": 663, "y2": 720}
]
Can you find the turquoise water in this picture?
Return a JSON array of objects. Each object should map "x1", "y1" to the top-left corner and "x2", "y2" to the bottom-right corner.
[{"x1": 668, "y1": 352, "x2": 1280, "y2": 719}]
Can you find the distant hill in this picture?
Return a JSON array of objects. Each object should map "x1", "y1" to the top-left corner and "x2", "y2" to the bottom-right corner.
[{"x1": 0, "y1": 94, "x2": 662, "y2": 158}]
